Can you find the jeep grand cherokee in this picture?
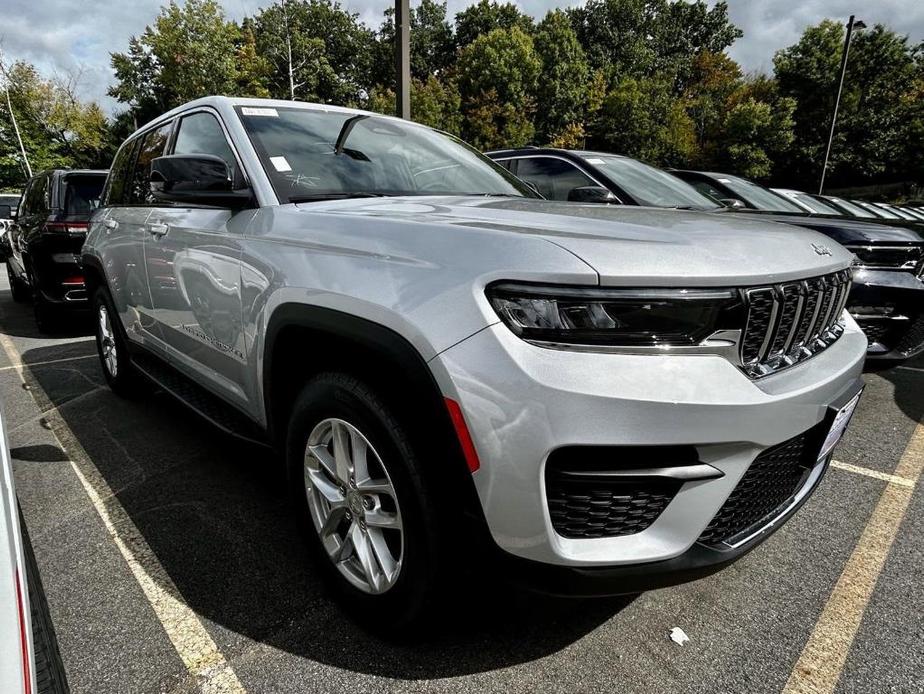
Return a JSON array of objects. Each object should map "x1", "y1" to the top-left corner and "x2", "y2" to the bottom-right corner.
[{"x1": 83, "y1": 97, "x2": 866, "y2": 628}]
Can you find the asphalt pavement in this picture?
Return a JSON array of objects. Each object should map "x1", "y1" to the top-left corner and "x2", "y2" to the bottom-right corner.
[{"x1": 2, "y1": 271, "x2": 922, "y2": 694}]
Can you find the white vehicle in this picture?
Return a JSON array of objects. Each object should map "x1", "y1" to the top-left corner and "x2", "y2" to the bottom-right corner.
[{"x1": 0, "y1": 405, "x2": 68, "y2": 693}]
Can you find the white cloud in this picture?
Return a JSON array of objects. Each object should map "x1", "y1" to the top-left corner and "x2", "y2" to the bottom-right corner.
[{"x1": 1, "y1": 0, "x2": 921, "y2": 113}]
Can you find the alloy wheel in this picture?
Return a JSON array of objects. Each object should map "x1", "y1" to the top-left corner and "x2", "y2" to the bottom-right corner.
[
  {"x1": 303, "y1": 418, "x2": 403, "y2": 594},
  {"x1": 98, "y1": 304, "x2": 118, "y2": 377}
]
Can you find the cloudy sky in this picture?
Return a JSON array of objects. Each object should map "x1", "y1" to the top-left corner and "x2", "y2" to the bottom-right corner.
[{"x1": 2, "y1": 0, "x2": 922, "y2": 113}]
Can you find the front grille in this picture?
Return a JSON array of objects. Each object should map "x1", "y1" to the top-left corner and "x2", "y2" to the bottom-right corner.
[
  {"x1": 846, "y1": 244, "x2": 924, "y2": 271},
  {"x1": 699, "y1": 428, "x2": 823, "y2": 548},
  {"x1": 859, "y1": 319, "x2": 896, "y2": 344},
  {"x1": 547, "y1": 478, "x2": 678, "y2": 538},
  {"x1": 896, "y1": 314, "x2": 924, "y2": 356},
  {"x1": 740, "y1": 270, "x2": 851, "y2": 378}
]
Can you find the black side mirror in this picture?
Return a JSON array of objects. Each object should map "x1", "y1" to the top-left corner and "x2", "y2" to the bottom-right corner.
[
  {"x1": 150, "y1": 154, "x2": 251, "y2": 207},
  {"x1": 719, "y1": 198, "x2": 745, "y2": 209},
  {"x1": 0, "y1": 205, "x2": 10, "y2": 220},
  {"x1": 567, "y1": 186, "x2": 618, "y2": 204}
]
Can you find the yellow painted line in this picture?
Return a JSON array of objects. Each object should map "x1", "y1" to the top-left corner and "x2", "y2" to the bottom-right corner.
[
  {"x1": 0, "y1": 353, "x2": 97, "y2": 372},
  {"x1": 830, "y1": 459, "x2": 915, "y2": 488},
  {"x1": 783, "y1": 423, "x2": 924, "y2": 694},
  {"x1": 0, "y1": 330, "x2": 246, "y2": 693}
]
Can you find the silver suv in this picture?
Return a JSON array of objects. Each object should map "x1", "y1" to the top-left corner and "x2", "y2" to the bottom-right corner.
[{"x1": 83, "y1": 97, "x2": 866, "y2": 628}]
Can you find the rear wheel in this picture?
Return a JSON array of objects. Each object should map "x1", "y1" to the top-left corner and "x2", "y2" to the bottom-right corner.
[
  {"x1": 287, "y1": 373, "x2": 444, "y2": 631},
  {"x1": 32, "y1": 293, "x2": 57, "y2": 334},
  {"x1": 6, "y1": 262, "x2": 29, "y2": 303},
  {"x1": 94, "y1": 288, "x2": 142, "y2": 397}
]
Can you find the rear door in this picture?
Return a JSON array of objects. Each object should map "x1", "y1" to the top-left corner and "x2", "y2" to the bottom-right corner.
[
  {"x1": 99, "y1": 123, "x2": 172, "y2": 350},
  {"x1": 144, "y1": 109, "x2": 251, "y2": 407}
]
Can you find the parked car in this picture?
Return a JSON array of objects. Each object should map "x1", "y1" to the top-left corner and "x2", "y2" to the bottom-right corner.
[
  {"x1": 482, "y1": 151, "x2": 924, "y2": 366},
  {"x1": 85, "y1": 97, "x2": 865, "y2": 628},
  {"x1": 6, "y1": 170, "x2": 107, "y2": 331},
  {"x1": 0, "y1": 194, "x2": 21, "y2": 218},
  {"x1": 809, "y1": 195, "x2": 880, "y2": 219},
  {"x1": 852, "y1": 200, "x2": 901, "y2": 220},
  {"x1": 771, "y1": 188, "x2": 844, "y2": 216},
  {"x1": 1, "y1": 404, "x2": 69, "y2": 693}
]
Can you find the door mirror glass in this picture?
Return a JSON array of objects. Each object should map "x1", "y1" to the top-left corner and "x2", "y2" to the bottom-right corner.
[
  {"x1": 150, "y1": 154, "x2": 251, "y2": 207},
  {"x1": 567, "y1": 186, "x2": 617, "y2": 204},
  {"x1": 0, "y1": 205, "x2": 10, "y2": 219},
  {"x1": 719, "y1": 198, "x2": 746, "y2": 209}
]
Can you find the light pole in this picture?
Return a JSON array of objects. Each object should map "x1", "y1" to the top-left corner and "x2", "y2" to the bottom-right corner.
[
  {"x1": 819, "y1": 15, "x2": 866, "y2": 194},
  {"x1": 395, "y1": 0, "x2": 411, "y2": 119}
]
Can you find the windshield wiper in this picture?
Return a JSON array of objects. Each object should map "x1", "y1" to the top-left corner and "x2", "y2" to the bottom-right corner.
[{"x1": 288, "y1": 192, "x2": 390, "y2": 203}]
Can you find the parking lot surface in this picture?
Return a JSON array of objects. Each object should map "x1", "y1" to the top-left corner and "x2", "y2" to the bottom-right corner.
[{"x1": 2, "y1": 272, "x2": 922, "y2": 694}]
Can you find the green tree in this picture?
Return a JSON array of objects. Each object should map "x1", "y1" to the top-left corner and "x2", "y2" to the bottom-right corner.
[
  {"x1": 462, "y1": 88, "x2": 534, "y2": 149},
  {"x1": 590, "y1": 76, "x2": 696, "y2": 166},
  {"x1": 533, "y1": 10, "x2": 589, "y2": 144},
  {"x1": 109, "y1": 0, "x2": 240, "y2": 119},
  {"x1": 365, "y1": 77, "x2": 462, "y2": 135},
  {"x1": 250, "y1": 0, "x2": 376, "y2": 104},
  {"x1": 236, "y1": 23, "x2": 272, "y2": 98},
  {"x1": 372, "y1": 0, "x2": 456, "y2": 86},
  {"x1": 454, "y1": 0, "x2": 533, "y2": 48}
]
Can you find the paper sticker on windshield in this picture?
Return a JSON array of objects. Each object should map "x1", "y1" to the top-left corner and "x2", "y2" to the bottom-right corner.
[
  {"x1": 270, "y1": 156, "x2": 292, "y2": 172},
  {"x1": 241, "y1": 107, "x2": 278, "y2": 117},
  {"x1": 585, "y1": 158, "x2": 605, "y2": 165}
]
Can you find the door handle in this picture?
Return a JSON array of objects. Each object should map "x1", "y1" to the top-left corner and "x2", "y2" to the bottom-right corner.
[
  {"x1": 148, "y1": 222, "x2": 169, "y2": 238},
  {"x1": 105, "y1": 219, "x2": 119, "y2": 231}
]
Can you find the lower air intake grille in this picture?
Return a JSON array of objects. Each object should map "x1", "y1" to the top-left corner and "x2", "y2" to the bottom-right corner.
[
  {"x1": 896, "y1": 314, "x2": 924, "y2": 356},
  {"x1": 698, "y1": 428, "x2": 823, "y2": 548}
]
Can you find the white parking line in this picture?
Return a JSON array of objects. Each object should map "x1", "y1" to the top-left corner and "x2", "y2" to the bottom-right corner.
[
  {"x1": 0, "y1": 353, "x2": 97, "y2": 372},
  {"x1": 783, "y1": 423, "x2": 924, "y2": 694},
  {"x1": 830, "y1": 459, "x2": 915, "y2": 487},
  {"x1": 0, "y1": 331, "x2": 247, "y2": 694}
]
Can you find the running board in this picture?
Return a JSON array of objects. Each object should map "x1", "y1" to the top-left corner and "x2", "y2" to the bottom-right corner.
[{"x1": 130, "y1": 350, "x2": 269, "y2": 447}]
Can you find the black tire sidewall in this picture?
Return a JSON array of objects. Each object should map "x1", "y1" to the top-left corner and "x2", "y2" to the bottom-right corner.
[
  {"x1": 93, "y1": 288, "x2": 138, "y2": 396},
  {"x1": 286, "y1": 373, "x2": 439, "y2": 630}
]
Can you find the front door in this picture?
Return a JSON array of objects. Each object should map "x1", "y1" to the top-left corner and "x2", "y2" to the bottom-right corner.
[{"x1": 144, "y1": 110, "x2": 250, "y2": 407}]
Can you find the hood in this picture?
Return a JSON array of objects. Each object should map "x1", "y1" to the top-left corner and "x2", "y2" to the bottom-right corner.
[
  {"x1": 297, "y1": 196, "x2": 855, "y2": 286},
  {"x1": 724, "y1": 211, "x2": 924, "y2": 245}
]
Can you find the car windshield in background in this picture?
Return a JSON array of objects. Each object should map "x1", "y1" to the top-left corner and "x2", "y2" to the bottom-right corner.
[
  {"x1": 62, "y1": 174, "x2": 106, "y2": 215},
  {"x1": 585, "y1": 156, "x2": 721, "y2": 210},
  {"x1": 236, "y1": 106, "x2": 534, "y2": 202},
  {"x1": 783, "y1": 191, "x2": 841, "y2": 215},
  {"x1": 825, "y1": 197, "x2": 876, "y2": 218},
  {"x1": 719, "y1": 177, "x2": 803, "y2": 213}
]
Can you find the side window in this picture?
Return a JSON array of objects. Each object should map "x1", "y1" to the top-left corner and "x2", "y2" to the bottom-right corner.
[
  {"x1": 103, "y1": 138, "x2": 140, "y2": 207},
  {"x1": 514, "y1": 158, "x2": 595, "y2": 201},
  {"x1": 173, "y1": 112, "x2": 240, "y2": 183},
  {"x1": 689, "y1": 180, "x2": 726, "y2": 202},
  {"x1": 128, "y1": 123, "x2": 173, "y2": 205}
]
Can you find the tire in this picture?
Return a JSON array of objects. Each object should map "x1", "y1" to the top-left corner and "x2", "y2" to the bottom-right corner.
[
  {"x1": 20, "y1": 509, "x2": 70, "y2": 694},
  {"x1": 7, "y1": 262, "x2": 29, "y2": 303},
  {"x1": 32, "y1": 293, "x2": 58, "y2": 334},
  {"x1": 93, "y1": 288, "x2": 142, "y2": 397},
  {"x1": 286, "y1": 373, "x2": 444, "y2": 632}
]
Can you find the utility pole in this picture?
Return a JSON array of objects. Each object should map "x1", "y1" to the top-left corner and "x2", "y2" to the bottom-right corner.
[
  {"x1": 0, "y1": 48, "x2": 32, "y2": 179},
  {"x1": 819, "y1": 15, "x2": 865, "y2": 194},
  {"x1": 395, "y1": 0, "x2": 411, "y2": 119}
]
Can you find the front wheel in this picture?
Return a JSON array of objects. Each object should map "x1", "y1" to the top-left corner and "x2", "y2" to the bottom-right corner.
[
  {"x1": 286, "y1": 373, "x2": 443, "y2": 631},
  {"x1": 94, "y1": 288, "x2": 142, "y2": 397}
]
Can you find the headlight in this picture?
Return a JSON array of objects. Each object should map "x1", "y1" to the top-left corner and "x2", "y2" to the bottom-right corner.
[
  {"x1": 845, "y1": 245, "x2": 923, "y2": 271},
  {"x1": 486, "y1": 283, "x2": 743, "y2": 348}
]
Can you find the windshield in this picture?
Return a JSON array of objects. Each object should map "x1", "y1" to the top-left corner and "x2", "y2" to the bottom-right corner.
[
  {"x1": 236, "y1": 106, "x2": 534, "y2": 202},
  {"x1": 779, "y1": 190, "x2": 841, "y2": 215},
  {"x1": 62, "y1": 174, "x2": 106, "y2": 215},
  {"x1": 719, "y1": 177, "x2": 803, "y2": 213},
  {"x1": 856, "y1": 201, "x2": 895, "y2": 219},
  {"x1": 584, "y1": 155, "x2": 721, "y2": 210},
  {"x1": 883, "y1": 205, "x2": 916, "y2": 220},
  {"x1": 826, "y1": 196, "x2": 876, "y2": 218}
]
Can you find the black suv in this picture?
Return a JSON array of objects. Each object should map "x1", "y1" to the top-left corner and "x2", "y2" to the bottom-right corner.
[
  {"x1": 6, "y1": 169, "x2": 107, "y2": 330},
  {"x1": 486, "y1": 148, "x2": 924, "y2": 365}
]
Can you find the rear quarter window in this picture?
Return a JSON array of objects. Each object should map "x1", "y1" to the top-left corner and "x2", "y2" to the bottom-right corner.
[
  {"x1": 102, "y1": 139, "x2": 140, "y2": 207},
  {"x1": 61, "y1": 174, "x2": 106, "y2": 215}
]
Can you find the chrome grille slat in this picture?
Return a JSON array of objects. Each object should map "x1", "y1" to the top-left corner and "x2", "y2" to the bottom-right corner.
[{"x1": 741, "y1": 270, "x2": 851, "y2": 378}]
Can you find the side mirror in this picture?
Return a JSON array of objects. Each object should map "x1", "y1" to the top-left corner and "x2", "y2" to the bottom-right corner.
[
  {"x1": 0, "y1": 205, "x2": 10, "y2": 220},
  {"x1": 719, "y1": 198, "x2": 745, "y2": 209},
  {"x1": 150, "y1": 154, "x2": 251, "y2": 207},
  {"x1": 567, "y1": 186, "x2": 618, "y2": 204}
]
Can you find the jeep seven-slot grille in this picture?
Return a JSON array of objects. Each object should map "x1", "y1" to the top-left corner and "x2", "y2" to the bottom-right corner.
[{"x1": 740, "y1": 270, "x2": 851, "y2": 378}]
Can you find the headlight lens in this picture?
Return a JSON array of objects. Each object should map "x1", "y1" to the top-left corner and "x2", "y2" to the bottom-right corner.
[
  {"x1": 487, "y1": 283, "x2": 743, "y2": 347},
  {"x1": 845, "y1": 245, "x2": 923, "y2": 271}
]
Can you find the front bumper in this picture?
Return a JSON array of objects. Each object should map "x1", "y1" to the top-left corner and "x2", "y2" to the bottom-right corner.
[
  {"x1": 432, "y1": 318, "x2": 867, "y2": 573},
  {"x1": 849, "y1": 269, "x2": 924, "y2": 362}
]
